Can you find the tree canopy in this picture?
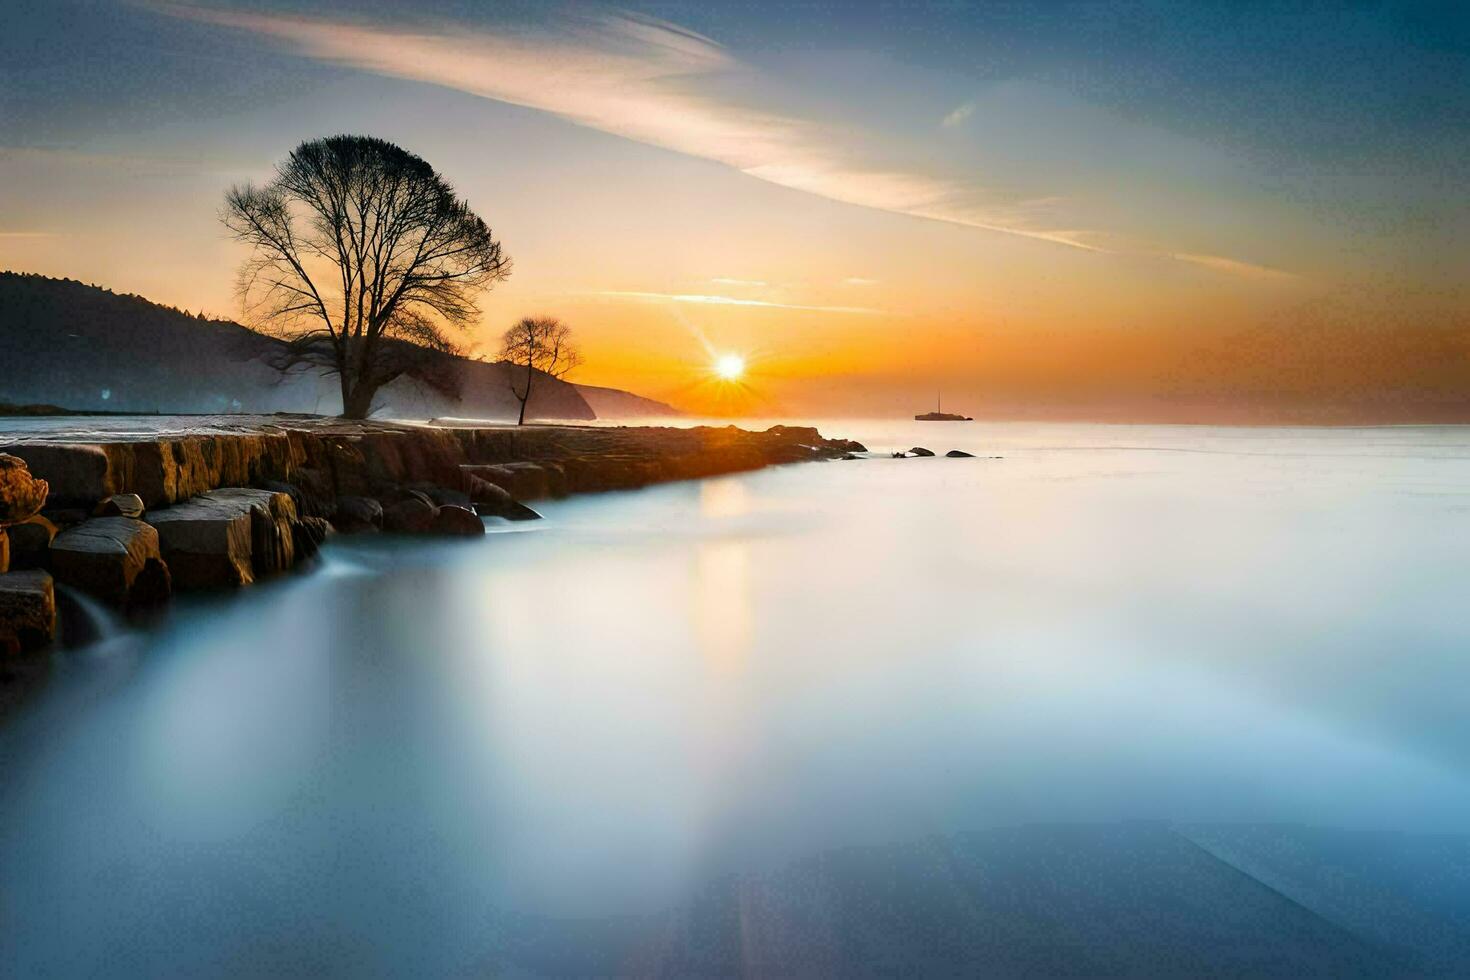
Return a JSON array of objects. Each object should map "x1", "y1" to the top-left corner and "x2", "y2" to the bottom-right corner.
[
  {"x1": 223, "y1": 135, "x2": 510, "y2": 418},
  {"x1": 498, "y1": 316, "x2": 581, "y2": 425}
]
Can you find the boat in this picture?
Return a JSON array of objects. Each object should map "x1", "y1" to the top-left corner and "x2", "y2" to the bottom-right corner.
[{"x1": 914, "y1": 392, "x2": 972, "y2": 421}]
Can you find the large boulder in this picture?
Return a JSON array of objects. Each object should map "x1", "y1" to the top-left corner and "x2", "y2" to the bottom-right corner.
[
  {"x1": 149, "y1": 486, "x2": 299, "y2": 587},
  {"x1": 50, "y1": 517, "x2": 167, "y2": 606},
  {"x1": 204, "y1": 488, "x2": 297, "y2": 578},
  {"x1": 147, "y1": 493, "x2": 256, "y2": 589},
  {"x1": 908, "y1": 447, "x2": 937, "y2": 457},
  {"x1": 0, "y1": 570, "x2": 56, "y2": 654},
  {"x1": 945, "y1": 450, "x2": 976, "y2": 458}
]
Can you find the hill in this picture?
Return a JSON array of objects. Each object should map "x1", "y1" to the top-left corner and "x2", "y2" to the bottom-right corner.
[
  {"x1": 0, "y1": 273, "x2": 666, "y2": 421},
  {"x1": 574, "y1": 383, "x2": 681, "y2": 419}
]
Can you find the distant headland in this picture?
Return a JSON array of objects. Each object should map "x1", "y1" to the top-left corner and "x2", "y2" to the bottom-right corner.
[{"x1": 0, "y1": 272, "x2": 679, "y2": 424}]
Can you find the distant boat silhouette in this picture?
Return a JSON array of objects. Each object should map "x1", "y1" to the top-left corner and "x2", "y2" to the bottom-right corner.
[{"x1": 915, "y1": 391, "x2": 972, "y2": 421}]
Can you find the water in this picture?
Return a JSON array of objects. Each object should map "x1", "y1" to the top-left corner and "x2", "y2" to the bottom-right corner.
[{"x1": 4, "y1": 421, "x2": 1470, "y2": 974}]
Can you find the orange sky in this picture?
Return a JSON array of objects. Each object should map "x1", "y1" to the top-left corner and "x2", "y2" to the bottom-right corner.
[{"x1": 4, "y1": 3, "x2": 1468, "y2": 420}]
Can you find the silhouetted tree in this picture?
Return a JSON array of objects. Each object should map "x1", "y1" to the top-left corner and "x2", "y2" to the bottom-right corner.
[
  {"x1": 222, "y1": 135, "x2": 510, "y2": 418},
  {"x1": 498, "y1": 316, "x2": 581, "y2": 425}
]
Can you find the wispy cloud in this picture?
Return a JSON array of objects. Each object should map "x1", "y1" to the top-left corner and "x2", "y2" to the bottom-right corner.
[
  {"x1": 941, "y1": 102, "x2": 975, "y2": 128},
  {"x1": 593, "y1": 290, "x2": 888, "y2": 315},
  {"x1": 1172, "y1": 252, "x2": 1297, "y2": 282},
  {"x1": 711, "y1": 277, "x2": 768, "y2": 287},
  {"x1": 156, "y1": 3, "x2": 1294, "y2": 281},
  {"x1": 843, "y1": 277, "x2": 879, "y2": 286}
]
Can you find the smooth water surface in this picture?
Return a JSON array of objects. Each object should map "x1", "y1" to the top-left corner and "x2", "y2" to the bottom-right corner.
[{"x1": 4, "y1": 421, "x2": 1470, "y2": 974}]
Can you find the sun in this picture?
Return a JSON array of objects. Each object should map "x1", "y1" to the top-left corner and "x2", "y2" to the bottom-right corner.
[{"x1": 714, "y1": 353, "x2": 746, "y2": 380}]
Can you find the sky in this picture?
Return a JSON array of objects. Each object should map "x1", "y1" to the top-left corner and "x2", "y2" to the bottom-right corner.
[{"x1": 3, "y1": 0, "x2": 1469, "y2": 419}]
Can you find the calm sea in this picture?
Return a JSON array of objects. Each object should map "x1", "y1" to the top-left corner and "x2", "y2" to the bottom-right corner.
[{"x1": 3, "y1": 420, "x2": 1470, "y2": 974}]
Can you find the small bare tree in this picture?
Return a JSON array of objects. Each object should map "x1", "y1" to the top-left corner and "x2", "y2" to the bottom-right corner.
[
  {"x1": 498, "y1": 317, "x2": 581, "y2": 425},
  {"x1": 223, "y1": 135, "x2": 510, "y2": 418}
]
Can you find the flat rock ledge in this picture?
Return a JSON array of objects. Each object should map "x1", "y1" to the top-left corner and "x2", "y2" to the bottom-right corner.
[{"x1": 0, "y1": 418, "x2": 863, "y2": 649}]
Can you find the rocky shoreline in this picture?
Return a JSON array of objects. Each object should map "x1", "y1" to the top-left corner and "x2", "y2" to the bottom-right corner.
[{"x1": 0, "y1": 417, "x2": 864, "y2": 653}]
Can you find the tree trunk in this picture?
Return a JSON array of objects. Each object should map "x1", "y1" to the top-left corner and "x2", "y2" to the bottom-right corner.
[
  {"x1": 341, "y1": 381, "x2": 378, "y2": 420},
  {"x1": 517, "y1": 360, "x2": 534, "y2": 426}
]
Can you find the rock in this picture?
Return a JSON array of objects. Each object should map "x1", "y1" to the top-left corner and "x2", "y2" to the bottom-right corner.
[
  {"x1": 195, "y1": 488, "x2": 297, "y2": 578},
  {"x1": 129, "y1": 558, "x2": 173, "y2": 608},
  {"x1": 766, "y1": 442, "x2": 819, "y2": 465},
  {"x1": 260, "y1": 481, "x2": 306, "y2": 517},
  {"x1": 333, "y1": 495, "x2": 383, "y2": 534},
  {"x1": 291, "y1": 516, "x2": 331, "y2": 558},
  {"x1": 462, "y1": 463, "x2": 553, "y2": 500},
  {"x1": 263, "y1": 471, "x2": 334, "y2": 520},
  {"x1": 8, "y1": 515, "x2": 58, "y2": 570},
  {"x1": 147, "y1": 493, "x2": 257, "y2": 589},
  {"x1": 382, "y1": 496, "x2": 438, "y2": 533},
  {"x1": 0, "y1": 453, "x2": 49, "y2": 527},
  {"x1": 0, "y1": 435, "x2": 301, "y2": 510},
  {"x1": 908, "y1": 447, "x2": 936, "y2": 457},
  {"x1": 390, "y1": 487, "x2": 438, "y2": 510},
  {"x1": 431, "y1": 505, "x2": 485, "y2": 536},
  {"x1": 465, "y1": 475, "x2": 510, "y2": 508},
  {"x1": 0, "y1": 531, "x2": 7, "y2": 575},
  {"x1": 239, "y1": 490, "x2": 296, "y2": 575},
  {"x1": 497, "y1": 500, "x2": 542, "y2": 521},
  {"x1": 466, "y1": 476, "x2": 541, "y2": 521},
  {"x1": 93, "y1": 493, "x2": 145, "y2": 519},
  {"x1": 293, "y1": 467, "x2": 338, "y2": 519},
  {"x1": 840, "y1": 453, "x2": 860, "y2": 461},
  {"x1": 404, "y1": 482, "x2": 473, "y2": 510},
  {"x1": 945, "y1": 450, "x2": 976, "y2": 458},
  {"x1": 0, "y1": 570, "x2": 56, "y2": 652},
  {"x1": 324, "y1": 440, "x2": 371, "y2": 497},
  {"x1": 0, "y1": 443, "x2": 124, "y2": 507},
  {"x1": 50, "y1": 517, "x2": 166, "y2": 606}
]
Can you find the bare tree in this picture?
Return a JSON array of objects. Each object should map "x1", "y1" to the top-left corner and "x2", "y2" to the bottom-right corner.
[
  {"x1": 498, "y1": 316, "x2": 581, "y2": 425},
  {"x1": 222, "y1": 135, "x2": 510, "y2": 418}
]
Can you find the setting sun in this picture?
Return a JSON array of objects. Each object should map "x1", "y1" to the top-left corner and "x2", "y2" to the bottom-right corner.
[{"x1": 714, "y1": 353, "x2": 746, "y2": 380}]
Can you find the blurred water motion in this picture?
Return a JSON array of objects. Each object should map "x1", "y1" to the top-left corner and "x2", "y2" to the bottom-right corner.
[{"x1": 3, "y1": 421, "x2": 1470, "y2": 974}]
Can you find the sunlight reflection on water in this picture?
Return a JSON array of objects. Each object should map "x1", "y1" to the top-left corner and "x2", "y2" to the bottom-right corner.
[{"x1": 3, "y1": 421, "x2": 1470, "y2": 973}]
